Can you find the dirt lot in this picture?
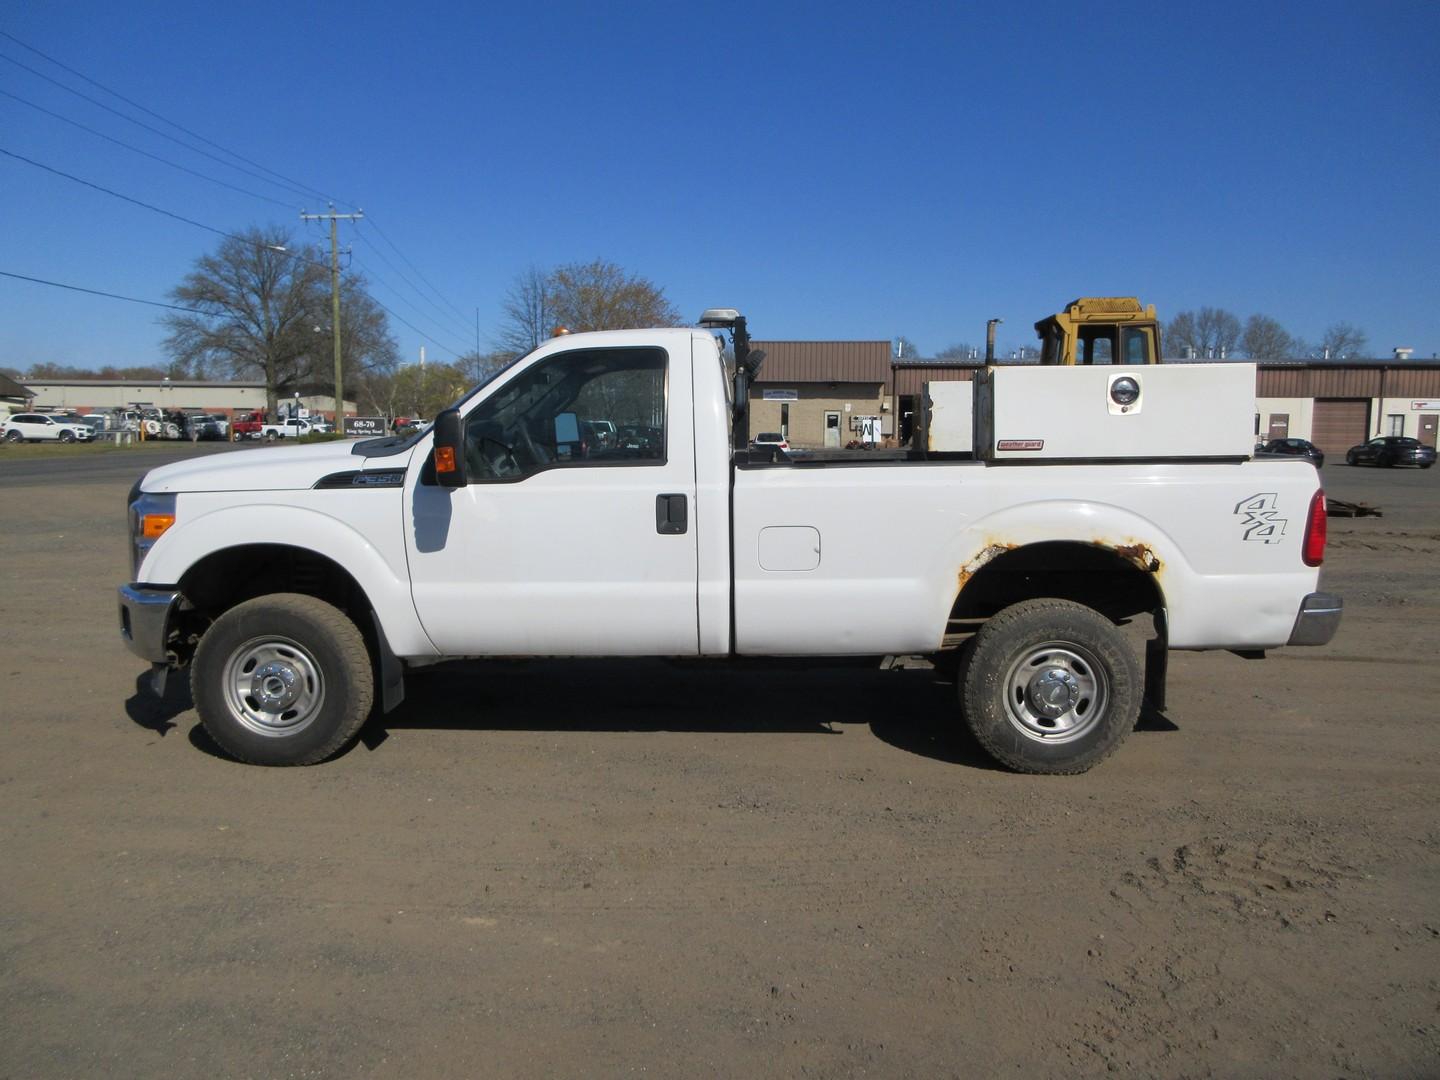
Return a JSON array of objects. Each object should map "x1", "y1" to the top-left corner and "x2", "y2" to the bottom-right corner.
[{"x1": 1, "y1": 450, "x2": 1437, "y2": 1078}]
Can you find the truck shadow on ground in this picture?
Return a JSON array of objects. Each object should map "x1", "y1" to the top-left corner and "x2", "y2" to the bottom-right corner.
[
  {"x1": 362, "y1": 659, "x2": 1081, "y2": 772},
  {"x1": 173, "y1": 657, "x2": 1177, "y2": 770}
]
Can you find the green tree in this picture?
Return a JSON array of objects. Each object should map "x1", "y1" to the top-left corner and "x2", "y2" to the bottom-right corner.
[{"x1": 391, "y1": 361, "x2": 469, "y2": 419}]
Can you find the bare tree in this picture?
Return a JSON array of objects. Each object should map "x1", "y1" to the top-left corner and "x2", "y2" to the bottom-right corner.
[
  {"x1": 548, "y1": 259, "x2": 681, "y2": 332},
  {"x1": 894, "y1": 335, "x2": 923, "y2": 361},
  {"x1": 498, "y1": 266, "x2": 555, "y2": 357},
  {"x1": 1241, "y1": 314, "x2": 1294, "y2": 359},
  {"x1": 163, "y1": 228, "x2": 397, "y2": 417},
  {"x1": 934, "y1": 343, "x2": 981, "y2": 362},
  {"x1": 163, "y1": 228, "x2": 326, "y2": 417},
  {"x1": 1166, "y1": 307, "x2": 1243, "y2": 358},
  {"x1": 1321, "y1": 322, "x2": 1368, "y2": 359}
]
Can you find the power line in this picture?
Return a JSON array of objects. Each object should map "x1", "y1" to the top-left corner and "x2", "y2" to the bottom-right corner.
[
  {"x1": 0, "y1": 88, "x2": 296, "y2": 209},
  {"x1": 0, "y1": 29, "x2": 352, "y2": 209},
  {"x1": 0, "y1": 269, "x2": 206, "y2": 313},
  {"x1": 1, "y1": 145, "x2": 471, "y2": 358},
  {"x1": 0, "y1": 144, "x2": 237, "y2": 241},
  {"x1": 349, "y1": 253, "x2": 473, "y2": 355},
  {"x1": 349, "y1": 228, "x2": 475, "y2": 340},
  {"x1": 360, "y1": 217, "x2": 472, "y2": 325},
  {"x1": 0, "y1": 30, "x2": 477, "y2": 353},
  {"x1": 0, "y1": 51, "x2": 324, "y2": 206}
]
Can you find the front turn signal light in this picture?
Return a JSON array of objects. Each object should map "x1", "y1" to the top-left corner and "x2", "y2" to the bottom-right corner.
[{"x1": 141, "y1": 513, "x2": 176, "y2": 540}]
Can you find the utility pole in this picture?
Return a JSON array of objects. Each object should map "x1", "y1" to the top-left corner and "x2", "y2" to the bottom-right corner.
[{"x1": 300, "y1": 207, "x2": 363, "y2": 431}]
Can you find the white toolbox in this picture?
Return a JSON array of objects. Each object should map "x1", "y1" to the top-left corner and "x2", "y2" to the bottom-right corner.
[{"x1": 959, "y1": 363, "x2": 1256, "y2": 460}]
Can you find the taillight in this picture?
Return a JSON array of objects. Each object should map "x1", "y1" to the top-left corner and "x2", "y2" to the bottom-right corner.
[{"x1": 1302, "y1": 489, "x2": 1327, "y2": 567}]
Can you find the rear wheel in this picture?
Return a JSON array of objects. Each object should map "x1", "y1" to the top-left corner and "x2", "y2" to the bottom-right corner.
[
  {"x1": 959, "y1": 599, "x2": 1141, "y2": 774},
  {"x1": 5, "y1": 430, "x2": 23, "y2": 443},
  {"x1": 265, "y1": 430, "x2": 278, "y2": 442},
  {"x1": 192, "y1": 593, "x2": 373, "y2": 765}
]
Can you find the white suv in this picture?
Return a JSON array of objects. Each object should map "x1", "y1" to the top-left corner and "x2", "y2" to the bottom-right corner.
[{"x1": 3, "y1": 413, "x2": 95, "y2": 443}]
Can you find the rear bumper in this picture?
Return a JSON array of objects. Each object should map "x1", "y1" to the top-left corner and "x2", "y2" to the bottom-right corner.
[
  {"x1": 1287, "y1": 592, "x2": 1343, "y2": 646},
  {"x1": 118, "y1": 584, "x2": 180, "y2": 663}
]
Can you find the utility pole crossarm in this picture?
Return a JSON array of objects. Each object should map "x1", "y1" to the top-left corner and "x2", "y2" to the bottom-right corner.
[{"x1": 300, "y1": 208, "x2": 363, "y2": 431}]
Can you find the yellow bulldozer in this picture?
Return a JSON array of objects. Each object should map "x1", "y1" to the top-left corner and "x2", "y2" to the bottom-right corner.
[{"x1": 1035, "y1": 297, "x2": 1162, "y2": 365}]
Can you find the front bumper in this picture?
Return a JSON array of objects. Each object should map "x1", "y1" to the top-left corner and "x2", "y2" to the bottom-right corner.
[
  {"x1": 1287, "y1": 592, "x2": 1343, "y2": 646},
  {"x1": 118, "y1": 584, "x2": 181, "y2": 663}
]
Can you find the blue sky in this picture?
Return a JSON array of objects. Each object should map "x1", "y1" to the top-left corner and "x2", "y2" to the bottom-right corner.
[{"x1": 2, "y1": 0, "x2": 1437, "y2": 368}]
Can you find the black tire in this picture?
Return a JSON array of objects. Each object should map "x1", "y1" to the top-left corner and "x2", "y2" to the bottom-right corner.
[
  {"x1": 265, "y1": 431, "x2": 278, "y2": 442},
  {"x1": 4, "y1": 430, "x2": 22, "y2": 443},
  {"x1": 959, "y1": 598, "x2": 1141, "y2": 775},
  {"x1": 191, "y1": 593, "x2": 374, "y2": 765},
  {"x1": 59, "y1": 430, "x2": 75, "y2": 443},
  {"x1": 1345, "y1": 451, "x2": 1358, "y2": 466}
]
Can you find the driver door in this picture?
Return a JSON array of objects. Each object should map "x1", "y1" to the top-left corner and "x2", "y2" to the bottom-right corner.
[{"x1": 404, "y1": 342, "x2": 700, "y2": 656}]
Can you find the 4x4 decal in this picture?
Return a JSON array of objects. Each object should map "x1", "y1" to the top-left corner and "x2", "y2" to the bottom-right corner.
[{"x1": 1235, "y1": 493, "x2": 1287, "y2": 543}]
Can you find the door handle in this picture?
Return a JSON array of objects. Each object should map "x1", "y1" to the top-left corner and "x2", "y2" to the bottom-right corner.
[{"x1": 655, "y1": 493, "x2": 687, "y2": 535}]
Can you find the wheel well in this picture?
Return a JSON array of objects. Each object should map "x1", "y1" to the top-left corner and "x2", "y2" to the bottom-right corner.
[
  {"x1": 951, "y1": 541, "x2": 1164, "y2": 626},
  {"x1": 175, "y1": 544, "x2": 375, "y2": 660}
]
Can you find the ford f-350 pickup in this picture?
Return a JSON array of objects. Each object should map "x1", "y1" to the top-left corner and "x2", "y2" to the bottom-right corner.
[{"x1": 119, "y1": 310, "x2": 1339, "y2": 773}]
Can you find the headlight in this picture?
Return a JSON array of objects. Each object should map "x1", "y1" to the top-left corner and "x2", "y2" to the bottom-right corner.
[{"x1": 128, "y1": 490, "x2": 177, "y2": 578}]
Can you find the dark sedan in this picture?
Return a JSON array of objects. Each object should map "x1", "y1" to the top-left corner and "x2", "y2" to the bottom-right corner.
[
  {"x1": 1258, "y1": 438, "x2": 1324, "y2": 468},
  {"x1": 1345, "y1": 436, "x2": 1436, "y2": 469}
]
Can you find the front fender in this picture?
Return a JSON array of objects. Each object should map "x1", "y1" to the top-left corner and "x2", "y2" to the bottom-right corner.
[{"x1": 139, "y1": 500, "x2": 437, "y2": 658}]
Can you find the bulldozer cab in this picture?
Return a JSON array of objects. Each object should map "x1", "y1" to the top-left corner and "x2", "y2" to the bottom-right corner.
[{"x1": 1035, "y1": 297, "x2": 1161, "y2": 365}]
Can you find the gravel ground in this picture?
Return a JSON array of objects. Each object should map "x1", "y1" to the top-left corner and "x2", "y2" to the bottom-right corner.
[{"x1": 1, "y1": 452, "x2": 1436, "y2": 1078}]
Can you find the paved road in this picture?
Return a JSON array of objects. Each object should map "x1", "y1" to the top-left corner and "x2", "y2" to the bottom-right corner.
[
  {"x1": 0, "y1": 459, "x2": 1436, "y2": 1078},
  {"x1": 0, "y1": 441, "x2": 251, "y2": 487}
]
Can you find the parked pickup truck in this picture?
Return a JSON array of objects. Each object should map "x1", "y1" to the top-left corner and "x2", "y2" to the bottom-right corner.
[
  {"x1": 231, "y1": 411, "x2": 266, "y2": 439},
  {"x1": 119, "y1": 311, "x2": 1340, "y2": 773},
  {"x1": 260, "y1": 417, "x2": 312, "y2": 441}
]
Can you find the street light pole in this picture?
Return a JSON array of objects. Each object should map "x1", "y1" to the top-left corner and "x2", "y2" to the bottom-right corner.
[{"x1": 300, "y1": 207, "x2": 363, "y2": 431}]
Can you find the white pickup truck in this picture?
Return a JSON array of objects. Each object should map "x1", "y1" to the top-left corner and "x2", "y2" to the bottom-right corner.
[
  {"x1": 259, "y1": 417, "x2": 312, "y2": 441},
  {"x1": 119, "y1": 311, "x2": 1340, "y2": 773}
]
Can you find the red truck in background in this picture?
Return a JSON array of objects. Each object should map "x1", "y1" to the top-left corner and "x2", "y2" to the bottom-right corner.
[{"x1": 231, "y1": 411, "x2": 266, "y2": 440}]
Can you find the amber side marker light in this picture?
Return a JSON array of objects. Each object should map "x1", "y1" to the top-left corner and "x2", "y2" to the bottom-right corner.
[
  {"x1": 434, "y1": 446, "x2": 458, "y2": 473},
  {"x1": 141, "y1": 513, "x2": 175, "y2": 540}
]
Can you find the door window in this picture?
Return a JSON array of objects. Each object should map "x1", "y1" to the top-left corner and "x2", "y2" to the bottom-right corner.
[
  {"x1": 462, "y1": 347, "x2": 666, "y2": 482},
  {"x1": 1120, "y1": 328, "x2": 1151, "y2": 365}
]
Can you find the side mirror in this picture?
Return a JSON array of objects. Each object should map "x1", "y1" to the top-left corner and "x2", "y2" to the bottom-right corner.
[{"x1": 432, "y1": 407, "x2": 467, "y2": 488}]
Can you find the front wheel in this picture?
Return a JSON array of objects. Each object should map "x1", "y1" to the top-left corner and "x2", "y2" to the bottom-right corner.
[
  {"x1": 959, "y1": 599, "x2": 1141, "y2": 774},
  {"x1": 1345, "y1": 451, "x2": 1358, "y2": 466},
  {"x1": 191, "y1": 593, "x2": 374, "y2": 765},
  {"x1": 59, "y1": 430, "x2": 75, "y2": 443}
]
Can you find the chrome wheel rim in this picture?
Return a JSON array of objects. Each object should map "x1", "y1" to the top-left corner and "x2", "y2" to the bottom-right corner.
[
  {"x1": 220, "y1": 635, "x2": 326, "y2": 737},
  {"x1": 1002, "y1": 640, "x2": 1109, "y2": 743}
]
